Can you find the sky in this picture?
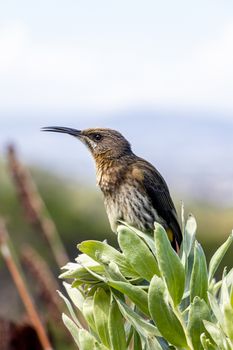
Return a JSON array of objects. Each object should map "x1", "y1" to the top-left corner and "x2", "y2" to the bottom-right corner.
[
  {"x1": 1, "y1": 0, "x2": 233, "y2": 117},
  {"x1": 0, "y1": 1, "x2": 233, "y2": 205}
]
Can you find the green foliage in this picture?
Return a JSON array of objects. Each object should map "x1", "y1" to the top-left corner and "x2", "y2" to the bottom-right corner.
[{"x1": 60, "y1": 217, "x2": 233, "y2": 350}]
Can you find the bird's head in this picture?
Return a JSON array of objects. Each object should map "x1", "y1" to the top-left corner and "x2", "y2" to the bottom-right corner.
[{"x1": 41, "y1": 126, "x2": 132, "y2": 160}]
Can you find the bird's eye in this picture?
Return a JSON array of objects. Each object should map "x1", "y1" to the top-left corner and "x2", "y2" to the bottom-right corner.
[{"x1": 93, "y1": 133, "x2": 102, "y2": 141}]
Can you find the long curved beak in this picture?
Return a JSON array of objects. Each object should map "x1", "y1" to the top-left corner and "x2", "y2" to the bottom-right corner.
[{"x1": 41, "y1": 126, "x2": 81, "y2": 137}]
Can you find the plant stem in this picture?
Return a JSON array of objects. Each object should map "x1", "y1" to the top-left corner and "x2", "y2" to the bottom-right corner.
[
  {"x1": 7, "y1": 144, "x2": 69, "y2": 267},
  {"x1": 0, "y1": 221, "x2": 53, "y2": 350}
]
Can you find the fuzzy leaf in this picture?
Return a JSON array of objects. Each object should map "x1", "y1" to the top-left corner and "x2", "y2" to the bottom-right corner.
[
  {"x1": 187, "y1": 297, "x2": 212, "y2": 350},
  {"x1": 78, "y1": 329, "x2": 106, "y2": 350},
  {"x1": 62, "y1": 313, "x2": 80, "y2": 347},
  {"x1": 79, "y1": 329, "x2": 96, "y2": 350},
  {"x1": 83, "y1": 297, "x2": 96, "y2": 332},
  {"x1": 204, "y1": 321, "x2": 232, "y2": 350},
  {"x1": 224, "y1": 304, "x2": 233, "y2": 342},
  {"x1": 148, "y1": 276, "x2": 187, "y2": 348},
  {"x1": 78, "y1": 240, "x2": 138, "y2": 278},
  {"x1": 58, "y1": 290, "x2": 83, "y2": 328},
  {"x1": 108, "y1": 280, "x2": 149, "y2": 316},
  {"x1": 60, "y1": 265, "x2": 104, "y2": 280},
  {"x1": 190, "y1": 242, "x2": 208, "y2": 303},
  {"x1": 208, "y1": 292, "x2": 224, "y2": 328},
  {"x1": 115, "y1": 297, "x2": 161, "y2": 338},
  {"x1": 226, "y1": 268, "x2": 233, "y2": 289},
  {"x1": 93, "y1": 288, "x2": 111, "y2": 348},
  {"x1": 154, "y1": 224, "x2": 185, "y2": 306},
  {"x1": 118, "y1": 225, "x2": 160, "y2": 280},
  {"x1": 209, "y1": 232, "x2": 233, "y2": 282},
  {"x1": 220, "y1": 273, "x2": 230, "y2": 310},
  {"x1": 183, "y1": 214, "x2": 197, "y2": 258},
  {"x1": 60, "y1": 257, "x2": 103, "y2": 279},
  {"x1": 109, "y1": 299, "x2": 127, "y2": 350},
  {"x1": 119, "y1": 221, "x2": 156, "y2": 255},
  {"x1": 63, "y1": 282, "x2": 84, "y2": 311},
  {"x1": 104, "y1": 261, "x2": 128, "y2": 282}
]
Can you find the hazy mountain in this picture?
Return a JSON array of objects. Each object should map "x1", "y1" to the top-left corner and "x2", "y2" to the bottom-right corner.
[{"x1": 1, "y1": 109, "x2": 233, "y2": 205}]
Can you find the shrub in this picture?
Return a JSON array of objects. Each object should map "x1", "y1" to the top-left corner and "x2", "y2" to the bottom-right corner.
[{"x1": 60, "y1": 215, "x2": 233, "y2": 350}]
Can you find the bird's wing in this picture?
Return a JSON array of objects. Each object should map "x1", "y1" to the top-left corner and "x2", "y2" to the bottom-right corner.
[{"x1": 133, "y1": 158, "x2": 182, "y2": 250}]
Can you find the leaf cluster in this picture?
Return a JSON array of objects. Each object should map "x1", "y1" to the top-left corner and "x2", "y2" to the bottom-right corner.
[{"x1": 60, "y1": 216, "x2": 233, "y2": 350}]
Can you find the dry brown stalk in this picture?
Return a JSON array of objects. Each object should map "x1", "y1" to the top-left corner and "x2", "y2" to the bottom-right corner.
[
  {"x1": 7, "y1": 144, "x2": 68, "y2": 267},
  {"x1": 21, "y1": 245, "x2": 63, "y2": 323},
  {"x1": 0, "y1": 220, "x2": 53, "y2": 350}
]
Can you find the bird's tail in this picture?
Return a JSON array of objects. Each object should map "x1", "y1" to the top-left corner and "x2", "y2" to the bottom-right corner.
[{"x1": 166, "y1": 219, "x2": 183, "y2": 253}]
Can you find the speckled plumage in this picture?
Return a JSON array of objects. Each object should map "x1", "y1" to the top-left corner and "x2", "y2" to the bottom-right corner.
[
  {"x1": 96, "y1": 155, "x2": 181, "y2": 249},
  {"x1": 42, "y1": 126, "x2": 183, "y2": 251}
]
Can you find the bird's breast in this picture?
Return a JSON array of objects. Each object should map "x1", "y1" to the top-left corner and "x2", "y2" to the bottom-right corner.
[{"x1": 104, "y1": 182, "x2": 162, "y2": 233}]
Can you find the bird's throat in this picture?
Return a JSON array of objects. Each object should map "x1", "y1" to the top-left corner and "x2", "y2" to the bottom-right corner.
[{"x1": 95, "y1": 158, "x2": 127, "y2": 194}]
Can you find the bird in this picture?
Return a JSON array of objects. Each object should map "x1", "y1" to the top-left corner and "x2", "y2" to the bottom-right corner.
[{"x1": 42, "y1": 126, "x2": 182, "y2": 251}]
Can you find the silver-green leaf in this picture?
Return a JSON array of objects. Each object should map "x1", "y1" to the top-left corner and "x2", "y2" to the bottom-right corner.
[
  {"x1": 62, "y1": 313, "x2": 80, "y2": 347},
  {"x1": 109, "y1": 299, "x2": 127, "y2": 350},
  {"x1": 108, "y1": 280, "x2": 149, "y2": 316},
  {"x1": 190, "y1": 242, "x2": 208, "y2": 303},
  {"x1": 187, "y1": 297, "x2": 211, "y2": 350},
  {"x1": 148, "y1": 276, "x2": 187, "y2": 348},
  {"x1": 93, "y1": 288, "x2": 111, "y2": 348},
  {"x1": 154, "y1": 224, "x2": 185, "y2": 306},
  {"x1": 118, "y1": 225, "x2": 160, "y2": 280},
  {"x1": 204, "y1": 321, "x2": 232, "y2": 350},
  {"x1": 209, "y1": 231, "x2": 233, "y2": 282},
  {"x1": 78, "y1": 240, "x2": 138, "y2": 278}
]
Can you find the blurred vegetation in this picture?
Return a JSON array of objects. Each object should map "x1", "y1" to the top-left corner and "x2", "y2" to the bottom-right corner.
[{"x1": 0, "y1": 160, "x2": 116, "y2": 262}]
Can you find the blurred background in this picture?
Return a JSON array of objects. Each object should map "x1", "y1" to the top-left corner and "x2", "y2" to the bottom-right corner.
[{"x1": 0, "y1": 0, "x2": 233, "y2": 348}]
